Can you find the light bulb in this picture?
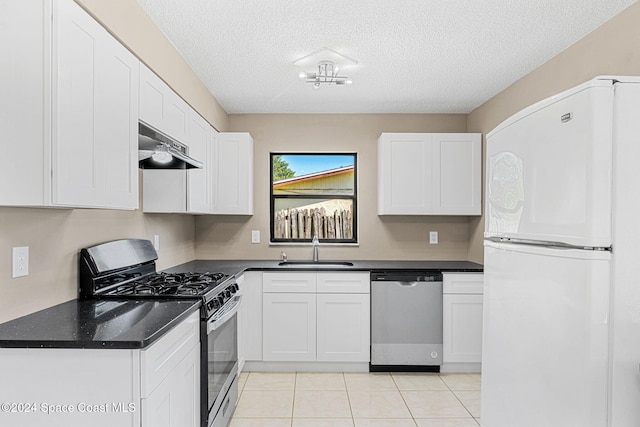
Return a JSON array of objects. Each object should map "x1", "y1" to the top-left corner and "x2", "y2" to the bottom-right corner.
[
  {"x1": 346, "y1": 78, "x2": 353, "y2": 85},
  {"x1": 298, "y1": 72, "x2": 306, "y2": 79},
  {"x1": 151, "y1": 151, "x2": 173, "y2": 164}
]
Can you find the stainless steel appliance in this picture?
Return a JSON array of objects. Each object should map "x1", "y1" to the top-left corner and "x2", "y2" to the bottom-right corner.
[
  {"x1": 138, "y1": 122, "x2": 203, "y2": 169},
  {"x1": 370, "y1": 271, "x2": 443, "y2": 371},
  {"x1": 79, "y1": 239, "x2": 240, "y2": 427}
]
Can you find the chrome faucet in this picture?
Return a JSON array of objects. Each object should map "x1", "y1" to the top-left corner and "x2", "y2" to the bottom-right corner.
[{"x1": 312, "y1": 235, "x2": 320, "y2": 262}]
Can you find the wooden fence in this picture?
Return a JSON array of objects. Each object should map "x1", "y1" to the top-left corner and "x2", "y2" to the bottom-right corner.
[{"x1": 274, "y1": 207, "x2": 353, "y2": 240}]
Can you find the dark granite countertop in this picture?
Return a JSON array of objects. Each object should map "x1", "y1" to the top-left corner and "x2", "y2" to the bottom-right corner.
[
  {"x1": 164, "y1": 259, "x2": 483, "y2": 278},
  {"x1": 0, "y1": 299, "x2": 200, "y2": 349}
]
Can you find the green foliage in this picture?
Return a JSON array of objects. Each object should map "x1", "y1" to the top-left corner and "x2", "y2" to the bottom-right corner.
[{"x1": 272, "y1": 155, "x2": 296, "y2": 181}]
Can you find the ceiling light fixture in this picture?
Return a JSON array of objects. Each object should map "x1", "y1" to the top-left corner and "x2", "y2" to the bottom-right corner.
[{"x1": 299, "y1": 60, "x2": 353, "y2": 89}]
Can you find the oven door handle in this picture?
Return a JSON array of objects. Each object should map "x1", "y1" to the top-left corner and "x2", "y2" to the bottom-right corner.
[{"x1": 207, "y1": 293, "x2": 242, "y2": 333}]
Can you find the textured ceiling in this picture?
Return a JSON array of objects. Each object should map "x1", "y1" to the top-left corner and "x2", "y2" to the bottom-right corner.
[{"x1": 136, "y1": 0, "x2": 636, "y2": 114}]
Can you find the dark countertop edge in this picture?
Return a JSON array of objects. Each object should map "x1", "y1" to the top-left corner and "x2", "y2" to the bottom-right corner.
[
  {"x1": 0, "y1": 300, "x2": 201, "y2": 350},
  {"x1": 164, "y1": 260, "x2": 483, "y2": 278}
]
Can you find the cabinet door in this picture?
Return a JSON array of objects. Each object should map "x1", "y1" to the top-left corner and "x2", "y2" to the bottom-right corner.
[
  {"x1": 432, "y1": 133, "x2": 482, "y2": 215},
  {"x1": 443, "y1": 294, "x2": 483, "y2": 363},
  {"x1": 378, "y1": 133, "x2": 433, "y2": 214},
  {"x1": 317, "y1": 293, "x2": 370, "y2": 362},
  {"x1": 187, "y1": 110, "x2": 211, "y2": 213},
  {"x1": 142, "y1": 344, "x2": 200, "y2": 427},
  {"x1": 238, "y1": 271, "x2": 263, "y2": 365},
  {"x1": 211, "y1": 132, "x2": 254, "y2": 214},
  {"x1": 53, "y1": 0, "x2": 104, "y2": 207},
  {"x1": 139, "y1": 63, "x2": 166, "y2": 131},
  {"x1": 53, "y1": 0, "x2": 138, "y2": 209},
  {"x1": 98, "y1": 26, "x2": 139, "y2": 209},
  {"x1": 0, "y1": 0, "x2": 49, "y2": 206},
  {"x1": 262, "y1": 293, "x2": 316, "y2": 361},
  {"x1": 139, "y1": 64, "x2": 189, "y2": 143}
]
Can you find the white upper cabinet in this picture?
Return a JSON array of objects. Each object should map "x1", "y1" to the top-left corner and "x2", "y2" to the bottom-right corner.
[
  {"x1": 54, "y1": 0, "x2": 139, "y2": 209},
  {"x1": 139, "y1": 63, "x2": 189, "y2": 142},
  {"x1": 142, "y1": 128, "x2": 254, "y2": 215},
  {"x1": 211, "y1": 132, "x2": 254, "y2": 215},
  {"x1": 378, "y1": 133, "x2": 482, "y2": 215},
  {"x1": 1, "y1": 0, "x2": 139, "y2": 209},
  {"x1": 187, "y1": 110, "x2": 212, "y2": 213}
]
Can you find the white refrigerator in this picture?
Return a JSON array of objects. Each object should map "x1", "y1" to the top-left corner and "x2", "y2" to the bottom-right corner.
[{"x1": 482, "y1": 76, "x2": 640, "y2": 427}]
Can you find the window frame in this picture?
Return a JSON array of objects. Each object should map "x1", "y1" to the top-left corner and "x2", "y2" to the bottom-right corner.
[{"x1": 269, "y1": 152, "x2": 358, "y2": 244}]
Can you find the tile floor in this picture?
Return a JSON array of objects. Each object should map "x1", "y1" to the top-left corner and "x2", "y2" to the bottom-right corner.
[{"x1": 230, "y1": 371, "x2": 481, "y2": 427}]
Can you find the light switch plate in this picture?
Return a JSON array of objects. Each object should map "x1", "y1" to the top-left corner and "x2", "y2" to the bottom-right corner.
[
  {"x1": 429, "y1": 231, "x2": 438, "y2": 244},
  {"x1": 153, "y1": 235, "x2": 160, "y2": 251},
  {"x1": 12, "y1": 246, "x2": 29, "y2": 278},
  {"x1": 251, "y1": 230, "x2": 260, "y2": 244}
]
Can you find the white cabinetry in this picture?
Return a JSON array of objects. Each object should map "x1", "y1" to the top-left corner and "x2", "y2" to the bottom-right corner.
[
  {"x1": 141, "y1": 313, "x2": 200, "y2": 427},
  {"x1": 442, "y1": 273, "x2": 483, "y2": 372},
  {"x1": 142, "y1": 109, "x2": 212, "y2": 214},
  {"x1": 262, "y1": 272, "x2": 370, "y2": 363},
  {"x1": 0, "y1": 311, "x2": 200, "y2": 427},
  {"x1": 139, "y1": 63, "x2": 189, "y2": 142},
  {"x1": 211, "y1": 132, "x2": 254, "y2": 215},
  {"x1": 317, "y1": 293, "x2": 369, "y2": 362},
  {"x1": 263, "y1": 292, "x2": 317, "y2": 361},
  {"x1": 1, "y1": 0, "x2": 139, "y2": 209},
  {"x1": 142, "y1": 129, "x2": 254, "y2": 215},
  {"x1": 238, "y1": 271, "x2": 263, "y2": 370},
  {"x1": 262, "y1": 272, "x2": 316, "y2": 361},
  {"x1": 377, "y1": 133, "x2": 481, "y2": 215}
]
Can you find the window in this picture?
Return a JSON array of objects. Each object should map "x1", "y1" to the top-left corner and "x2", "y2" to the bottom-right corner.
[{"x1": 270, "y1": 153, "x2": 357, "y2": 244}]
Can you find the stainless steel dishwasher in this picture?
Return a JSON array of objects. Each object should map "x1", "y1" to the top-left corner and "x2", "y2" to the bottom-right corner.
[{"x1": 370, "y1": 271, "x2": 443, "y2": 371}]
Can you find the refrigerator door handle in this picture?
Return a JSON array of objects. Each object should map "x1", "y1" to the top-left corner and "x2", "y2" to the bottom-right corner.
[{"x1": 485, "y1": 236, "x2": 611, "y2": 252}]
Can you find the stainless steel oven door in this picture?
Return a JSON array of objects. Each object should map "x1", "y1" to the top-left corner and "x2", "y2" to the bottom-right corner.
[{"x1": 204, "y1": 293, "x2": 241, "y2": 427}]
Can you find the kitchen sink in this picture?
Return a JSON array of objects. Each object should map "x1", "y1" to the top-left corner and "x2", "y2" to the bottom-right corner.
[{"x1": 278, "y1": 260, "x2": 355, "y2": 267}]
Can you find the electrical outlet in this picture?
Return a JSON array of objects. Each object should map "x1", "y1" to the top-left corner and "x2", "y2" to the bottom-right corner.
[
  {"x1": 251, "y1": 230, "x2": 260, "y2": 244},
  {"x1": 153, "y1": 235, "x2": 160, "y2": 251},
  {"x1": 12, "y1": 246, "x2": 29, "y2": 278},
  {"x1": 429, "y1": 231, "x2": 438, "y2": 244}
]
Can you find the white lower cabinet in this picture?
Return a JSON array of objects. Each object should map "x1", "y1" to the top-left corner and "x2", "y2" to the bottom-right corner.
[
  {"x1": 0, "y1": 311, "x2": 200, "y2": 427},
  {"x1": 238, "y1": 271, "x2": 263, "y2": 368},
  {"x1": 263, "y1": 292, "x2": 317, "y2": 361},
  {"x1": 442, "y1": 273, "x2": 483, "y2": 372},
  {"x1": 316, "y1": 293, "x2": 370, "y2": 362},
  {"x1": 142, "y1": 344, "x2": 200, "y2": 427},
  {"x1": 261, "y1": 272, "x2": 370, "y2": 363}
]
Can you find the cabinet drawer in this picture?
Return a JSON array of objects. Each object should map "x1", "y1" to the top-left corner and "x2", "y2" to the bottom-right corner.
[
  {"x1": 141, "y1": 311, "x2": 199, "y2": 397},
  {"x1": 316, "y1": 272, "x2": 370, "y2": 294},
  {"x1": 443, "y1": 273, "x2": 484, "y2": 294},
  {"x1": 263, "y1": 272, "x2": 316, "y2": 293}
]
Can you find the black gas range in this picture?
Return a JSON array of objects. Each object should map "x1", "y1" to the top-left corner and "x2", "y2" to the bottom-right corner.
[
  {"x1": 79, "y1": 240, "x2": 238, "y2": 319},
  {"x1": 79, "y1": 239, "x2": 240, "y2": 427}
]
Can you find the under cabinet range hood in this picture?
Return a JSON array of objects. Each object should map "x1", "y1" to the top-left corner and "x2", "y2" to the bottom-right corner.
[{"x1": 138, "y1": 122, "x2": 203, "y2": 169}]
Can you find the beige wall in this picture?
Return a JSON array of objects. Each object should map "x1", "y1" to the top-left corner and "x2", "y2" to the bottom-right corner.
[
  {"x1": 195, "y1": 114, "x2": 474, "y2": 261},
  {"x1": 466, "y1": 1, "x2": 640, "y2": 263}
]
